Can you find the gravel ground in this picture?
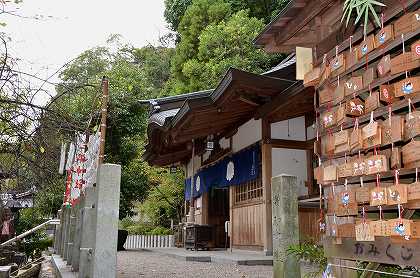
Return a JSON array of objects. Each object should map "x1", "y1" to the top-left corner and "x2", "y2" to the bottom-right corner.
[{"x1": 117, "y1": 250, "x2": 273, "y2": 278}]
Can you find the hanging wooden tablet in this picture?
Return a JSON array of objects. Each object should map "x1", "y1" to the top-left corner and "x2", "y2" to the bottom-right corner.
[
  {"x1": 402, "y1": 140, "x2": 420, "y2": 169},
  {"x1": 337, "y1": 223, "x2": 356, "y2": 238},
  {"x1": 412, "y1": 39, "x2": 420, "y2": 58},
  {"x1": 381, "y1": 115, "x2": 404, "y2": 146},
  {"x1": 394, "y1": 76, "x2": 420, "y2": 97},
  {"x1": 404, "y1": 111, "x2": 420, "y2": 140},
  {"x1": 333, "y1": 83, "x2": 345, "y2": 105},
  {"x1": 353, "y1": 156, "x2": 367, "y2": 176},
  {"x1": 356, "y1": 185, "x2": 374, "y2": 203},
  {"x1": 390, "y1": 147, "x2": 402, "y2": 169},
  {"x1": 387, "y1": 219, "x2": 412, "y2": 237},
  {"x1": 379, "y1": 84, "x2": 395, "y2": 103},
  {"x1": 411, "y1": 221, "x2": 420, "y2": 238},
  {"x1": 370, "y1": 220, "x2": 389, "y2": 236},
  {"x1": 362, "y1": 68, "x2": 376, "y2": 88},
  {"x1": 321, "y1": 110, "x2": 336, "y2": 129},
  {"x1": 346, "y1": 98, "x2": 365, "y2": 116},
  {"x1": 374, "y1": 25, "x2": 394, "y2": 48},
  {"x1": 394, "y1": 10, "x2": 420, "y2": 36},
  {"x1": 319, "y1": 85, "x2": 334, "y2": 105},
  {"x1": 314, "y1": 139, "x2": 321, "y2": 156},
  {"x1": 336, "y1": 189, "x2": 358, "y2": 216},
  {"x1": 357, "y1": 35, "x2": 375, "y2": 59},
  {"x1": 407, "y1": 182, "x2": 420, "y2": 209},
  {"x1": 365, "y1": 91, "x2": 380, "y2": 113},
  {"x1": 304, "y1": 67, "x2": 321, "y2": 87},
  {"x1": 322, "y1": 134, "x2": 335, "y2": 156},
  {"x1": 345, "y1": 48, "x2": 358, "y2": 70},
  {"x1": 387, "y1": 184, "x2": 408, "y2": 205},
  {"x1": 314, "y1": 166, "x2": 324, "y2": 183},
  {"x1": 323, "y1": 165, "x2": 338, "y2": 182},
  {"x1": 370, "y1": 187, "x2": 387, "y2": 206},
  {"x1": 330, "y1": 54, "x2": 345, "y2": 76},
  {"x1": 355, "y1": 222, "x2": 375, "y2": 241},
  {"x1": 320, "y1": 64, "x2": 331, "y2": 84},
  {"x1": 327, "y1": 192, "x2": 336, "y2": 215},
  {"x1": 334, "y1": 129, "x2": 349, "y2": 153},
  {"x1": 377, "y1": 55, "x2": 391, "y2": 77},
  {"x1": 362, "y1": 121, "x2": 382, "y2": 148},
  {"x1": 391, "y1": 52, "x2": 420, "y2": 75},
  {"x1": 336, "y1": 105, "x2": 346, "y2": 125},
  {"x1": 345, "y1": 76, "x2": 363, "y2": 96},
  {"x1": 350, "y1": 127, "x2": 363, "y2": 152},
  {"x1": 366, "y1": 155, "x2": 388, "y2": 175},
  {"x1": 338, "y1": 162, "x2": 353, "y2": 178}
]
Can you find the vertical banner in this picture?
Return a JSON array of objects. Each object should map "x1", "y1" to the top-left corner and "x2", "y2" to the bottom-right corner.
[
  {"x1": 59, "y1": 142, "x2": 67, "y2": 175},
  {"x1": 296, "y1": 47, "x2": 313, "y2": 80}
]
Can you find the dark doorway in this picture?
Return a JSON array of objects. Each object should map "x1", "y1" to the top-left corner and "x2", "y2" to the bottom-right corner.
[{"x1": 208, "y1": 187, "x2": 229, "y2": 248}]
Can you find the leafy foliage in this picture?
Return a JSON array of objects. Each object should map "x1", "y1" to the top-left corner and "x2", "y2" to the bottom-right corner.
[
  {"x1": 341, "y1": 0, "x2": 386, "y2": 36},
  {"x1": 287, "y1": 241, "x2": 327, "y2": 277}
]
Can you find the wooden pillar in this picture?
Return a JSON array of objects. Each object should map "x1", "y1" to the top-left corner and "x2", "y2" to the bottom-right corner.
[
  {"x1": 262, "y1": 118, "x2": 273, "y2": 255},
  {"x1": 229, "y1": 186, "x2": 234, "y2": 251},
  {"x1": 201, "y1": 193, "x2": 209, "y2": 225}
]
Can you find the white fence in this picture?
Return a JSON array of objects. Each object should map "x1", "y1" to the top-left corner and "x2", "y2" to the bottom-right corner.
[{"x1": 124, "y1": 235, "x2": 175, "y2": 249}]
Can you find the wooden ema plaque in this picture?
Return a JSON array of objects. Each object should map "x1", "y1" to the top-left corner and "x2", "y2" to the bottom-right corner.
[
  {"x1": 335, "y1": 190, "x2": 358, "y2": 216},
  {"x1": 330, "y1": 54, "x2": 345, "y2": 76},
  {"x1": 381, "y1": 115, "x2": 404, "y2": 146},
  {"x1": 334, "y1": 129, "x2": 349, "y2": 154},
  {"x1": 377, "y1": 54, "x2": 391, "y2": 78},
  {"x1": 353, "y1": 156, "x2": 367, "y2": 176},
  {"x1": 323, "y1": 165, "x2": 338, "y2": 182},
  {"x1": 379, "y1": 84, "x2": 395, "y2": 104},
  {"x1": 404, "y1": 111, "x2": 420, "y2": 140},
  {"x1": 370, "y1": 187, "x2": 387, "y2": 206},
  {"x1": 412, "y1": 39, "x2": 420, "y2": 58},
  {"x1": 387, "y1": 219, "x2": 412, "y2": 237},
  {"x1": 357, "y1": 35, "x2": 375, "y2": 59},
  {"x1": 303, "y1": 66, "x2": 320, "y2": 87},
  {"x1": 387, "y1": 184, "x2": 408, "y2": 205},
  {"x1": 390, "y1": 147, "x2": 401, "y2": 169},
  {"x1": 402, "y1": 140, "x2": 420, "y2": 169},
  {"x1": 346, "y1": 98, "x2": 365, "y2": 116},
  {"x1": 327, "y1": 192, "x2": 336, "y2": 215},
  {"x1": 350, "y1": 127, "x2": 362, "y2": 152},
  {"x1": 371, "y1": 220, "x2": 389, "y2": 236},
  {"x1": 355, "y1": 185, "x2": 374, "y2": 204},
  {"x1": 391, "y1": 52, "x2": 420, "y2": 75},
  {"x1": 394, "y1": 76, "x2": 420, "y2": 97},
  {"x1": 374, "y1": 25, "x2": 394, "y2": 49},
  {"x1": 321, "y1": 110, "x2": 335, "y2": 128},
  {"x1": 407, "y1": 182, "x2": 420, "y2": 209},
  {"x1": 356, "y1": 222, "x2": 375, "y2": 241},
  {"x1": 338, "y1": 223, "x2": 356, "y2": 238},
  {"x1": 333, "y1": 83, "x2": 345, "y2": 105},
  {"x1": 320, "y1": 63, "x2": 331, "y2": 84},
  {"x1": 322, "y1": 134, "x2": 335, "y2": 156},
  {"x1": 366, "y1": 155, "x2": 388, "y2": 175},
  {"x1": 338, "y1": 162, "x2": 353, "y2": 178},
  {"x1": 346, "y1": 48, "x2": 358, "y2": 70},
  {"x1": 363, "y1": 68, "x2": 377, "y2": 88},
  {"x1": 319, "y1": 85, "x2": 334, "y2": 104},
  {"x1": 335, "y1": 105, "x2": 345, "y2": 125},
  {"x1": 345, "y1": 76, "x2": 363, "y2": 96},
  {"x1": 365, "y1": 91, "x2": 380, "y2": 113},
  {"x1": 394, "y1": 10, "x2": 420, "y2": 36},
  {"x1": 362, "y1": 122, "x2": 382, "y2": 149}
]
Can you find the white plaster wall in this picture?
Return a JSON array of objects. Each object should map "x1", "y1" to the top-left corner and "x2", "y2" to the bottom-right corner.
[
  {"x1": 271, "y1": 116, "x2": 306, "y2": 141},
  {"x1": 219, "y1": 137, "x2": 230, "y2": 149},
  {"x1": 306, "y1": 124, "x2": 315, "y2": 140},
  {"x1": 271, "y1": 148, "x2": 308, "y2": 197},
  {"x1": 232, "y1": 119, "x2": 262, "y2": 152},
  {"x1": 186, "y1": 155, "x2": 202, "y2": 178}
]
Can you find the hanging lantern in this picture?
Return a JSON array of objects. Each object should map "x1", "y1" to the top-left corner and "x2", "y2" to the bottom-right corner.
[
  {"x1": 169, "y1": 165, "x2": 177, "y2": 174},
  {"x1": 206, "y1": 135, "x2": 214, "y2": 151}
]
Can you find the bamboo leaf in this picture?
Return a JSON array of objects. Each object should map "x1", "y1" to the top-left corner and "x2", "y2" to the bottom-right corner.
[
  {"x1": 364, "y1": 4, "x2": 369, "y2": 36},
  {"x1": 369, "y1": 3, "x2": 381, "y2": 27}
]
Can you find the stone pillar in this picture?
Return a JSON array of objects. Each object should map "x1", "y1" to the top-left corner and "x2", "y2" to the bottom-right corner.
[
  {"x1": 54, "y1": 210, "x2": 62, "y2": 254},
  {"x1": 79, "y1": 186, "x2": 97, "y2": 278},
  {"x1": 92, "y1": 164, "x2": 121, "y2": 278},
  {"x1": 271, "y1": 174, "x2": 300, "y2": 278},
  {"x1": 262, "y1": 119, "x2": 273, "y2": 255},
  {"x1": 67, "y1": 208, "x2": 77, "y2": 265},
  {"x1": 62, "y1": 206, "x2": 71, "y2": 259},
  {"x1": 72, "y1": 197, "x2": 84, "y2": 271}
]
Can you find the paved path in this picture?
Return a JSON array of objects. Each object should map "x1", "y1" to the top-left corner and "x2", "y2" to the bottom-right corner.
[{"x1": 117, "y1": 250, "x2": 273, "y2": 278}]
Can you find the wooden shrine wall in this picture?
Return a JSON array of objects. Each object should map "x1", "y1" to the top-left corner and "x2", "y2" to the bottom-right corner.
[
  {"x1": 231, "y1": 202, "x2": 264, "y2": 249},
  {"x1": 304, "y1": 1, "x2": 420, "y2": 267}
]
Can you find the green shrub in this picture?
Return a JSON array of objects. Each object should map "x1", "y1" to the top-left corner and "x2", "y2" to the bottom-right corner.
[{"x1": 287, "y1": 241, "x2": 327, "y2": 278}]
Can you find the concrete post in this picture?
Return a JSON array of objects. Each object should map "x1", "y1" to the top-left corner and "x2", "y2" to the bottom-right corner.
[
  {"x1": 92, "y1": 164, "x2": 121, "y2": 278},
  {"x1": 62, "y1": 206, "x2": 71, "y2": 259},
  {"x1": 271, "y1": 174, "x2": 300, "y2": 278},
  {"x1": 72, "y1": 196, "x2": 84, "y2": 271},
  {"x1": 79, "y1": 186, "x2": 97, "y2": 278},
  {"x1": 67, "y1": 208, "x2": 76, "y2": 265},
  {"x1": 54, "y1": 210, "x2": 62, "y2": 254}
]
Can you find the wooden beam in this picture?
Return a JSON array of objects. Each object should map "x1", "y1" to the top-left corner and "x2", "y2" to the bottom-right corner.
[
  {"x1": 270, "y1": 138, "x2": 314, "y2": 150},
  {"x1": 238, "y1": 95, "x2": 260, "y2": 106}
]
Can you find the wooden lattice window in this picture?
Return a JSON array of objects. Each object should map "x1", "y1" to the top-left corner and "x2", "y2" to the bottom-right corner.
[{"x1": 234, "y1": 178, "x2": 263, "y2": 205}]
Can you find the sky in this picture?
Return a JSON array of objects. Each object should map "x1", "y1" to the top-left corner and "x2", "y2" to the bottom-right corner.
[{"x1": 2, "y1": 0, "x2": 169, "y2": 100}]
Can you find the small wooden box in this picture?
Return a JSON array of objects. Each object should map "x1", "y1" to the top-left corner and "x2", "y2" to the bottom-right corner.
[
  {"x1": 402, "y1": 140, "x2": 420, "y2": 168},
  {"x1": 330, "y1": 54, "x2": 345, "y2": 76},
  {"x1": 381, "y1": 115, "x2": 404, "y2": 146},
  {"x1": 370, "y1": 220, "x2": 389, "y2": 236},
  {"x1": 370, "y1": 187, "x2": 387, "y2": 206},
  {"x1": 377, "y1": 54, "x2": 391, "y2": 77},
  {"x1": 394, "y1": 76, "x2": 420, "y2": 97},
  {"x1": 345, "y1": 76, "x2": 363, "y2": 96},
  {"x1": 394, "y1": 10, "x2": 420, "y2": 36},
  {"x1": 391, "y1": 52, "x2": 420, "y2": 75},
  {"x1": 337, "y1": 223, "x2": 356, "y2": 238},
  {"x1": 345, "y1": 48, "x2": 358, "y2": 71},
  {"x1": 374, "y1": 25, "x2": 394, "y2": 49},
  {"x1": 355, "y1": 222, "x2": 375, "y2": 241},
  {"x1": 404, "y1": 111, "x2": 420, "y2": 141},
  {"x1": 304, "y1": 67, "x2": 321, "y2": 87},
  {"x1": 364, "y1": 91, "x2": 380, "y2": 113},
  {"x1": 363, "y1": 67, "x2": 377, "y2": 88},
  {"x1": 366, "y1": 154, "x2": 388, "y2": 175},
  {"x1": 358, "y1": 35, "x2": 375, "y2": 59},
  {"x1": 346, "y1": 98, "x2": 365, "y2": 116},
  {"x1": 319, "y1": 85, "x2": 334, "y2": 104},
  {"x1": 379, "y1": 84, "x2": 395, "y2": 103},
  {"x1": 387, "y1": 184, "x2": 408, "y2": 205},
  {"x1": 387, "y1": 219, "x2": 412, "y2": 237}
]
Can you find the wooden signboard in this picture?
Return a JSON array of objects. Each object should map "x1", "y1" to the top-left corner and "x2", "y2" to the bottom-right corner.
[
  {"x1": 335, "y1": 190, "x2": 358, "y2": 216},
  {"x1": 363, "y1": 123, "x2": 382, "y2": 149},
  {"x1": 412, "y1": 39, "x2": 420, "y2": 58},
  {"x1": 323, "y1": 165, "x2": 338, "y2": 182},
  {"x1": 334, "y1": 129, "x2": 349, "y2": 154},
  {"x1": 390, "y1": 147, "x2": 401, "y2": 169},
  {"x1": 408, "y1": 182, "x2": 420, "y2": 201},
  {"x1": 387, "y1": 219, "x2": 412, "y2": 237},
  {"x1": 321, "y1": 110, "x2": 336, "y2": 128},
  {"x1": 324, "y1": 237, "x2": 420, "y2": 267},
  {"x1": 336, "y1": 105, "x2": 346, "y2": 125},
  {"x1": 353, "y1": 156, "x2": 367, "y2": 176},
  {"x1": 319, "y1": 85, "x2": 334, "y2": 104},
  {"x1": 355, "y1": 185, "x2": 374, "y2": 204},
  {"x1": 338, "y1": 162, "x2": 353, "y2": 178}
]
